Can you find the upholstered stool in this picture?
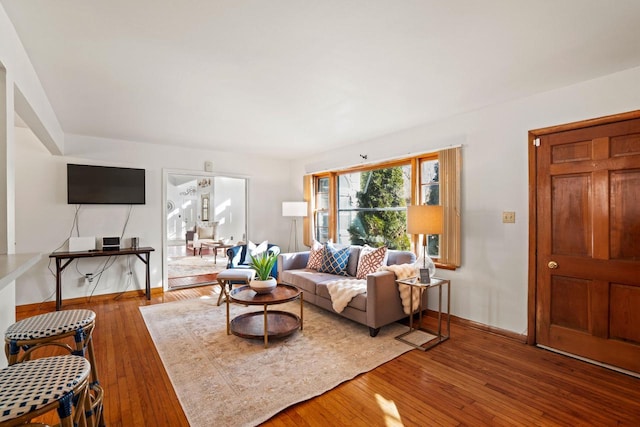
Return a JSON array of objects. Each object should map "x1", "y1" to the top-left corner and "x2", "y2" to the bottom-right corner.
[
  {"x1": 216, "y1": 269, "x2": 255, "y2": 305},
  {"x1": 4, "y1": 310, "x2": 104, "y2": 427},
  {"x1": 0, "y1": 355, "x2": 91, "y2": 427}
]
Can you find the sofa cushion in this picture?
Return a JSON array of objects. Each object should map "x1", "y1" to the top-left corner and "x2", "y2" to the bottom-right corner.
[
  {"x1": 316, "y1": 282, "x2": 367, "y2": 311},
  {"x1": 279, "y1": 269, "x2": 340, "y2": 295},
  {"x1": 346, "y1": 246, "x2": 361, "y2": 277},
  {"x1": 356, "y1": 246, "x2": 388, "y2": 279},
  {"x1": 306, "y1": 240, "x2": 324, "y2": 270},
  {"x1": 319, "y1": 244, "x2": 350, "y2": 275}
]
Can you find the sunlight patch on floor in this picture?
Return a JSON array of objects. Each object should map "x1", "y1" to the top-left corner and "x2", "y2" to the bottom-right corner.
[{"x1": 375, "y1": 393, "x2": 404, "y2": 427}]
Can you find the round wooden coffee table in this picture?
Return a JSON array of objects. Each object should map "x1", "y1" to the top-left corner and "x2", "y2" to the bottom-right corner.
[{"x1": 226, "y1": 284, "x2": 303, "y2": 348}]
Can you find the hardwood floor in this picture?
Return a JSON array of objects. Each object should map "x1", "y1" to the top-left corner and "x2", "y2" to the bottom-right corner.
[
  {"x1": 167, "y1": 243, "x2": 224, "y2": 289},
  {"x1": 167, "y1": 273, "x2": 219, "y2": 289},
  {"x1": 15, "y1": 285, "x2": 640, "y2": 426}
]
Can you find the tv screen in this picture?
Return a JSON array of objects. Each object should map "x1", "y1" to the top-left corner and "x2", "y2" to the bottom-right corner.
[{"x1": 67, "y1": 164, "x2": 146, "y2": 205}]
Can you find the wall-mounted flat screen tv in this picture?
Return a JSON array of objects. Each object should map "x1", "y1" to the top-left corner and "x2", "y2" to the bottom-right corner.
[{"x1": 67, "y1": 164, "x2": 146, "y2": 205}]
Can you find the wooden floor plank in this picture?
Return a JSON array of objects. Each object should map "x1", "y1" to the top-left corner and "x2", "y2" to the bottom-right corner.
[{"x1": 13, "y1": 284, "x2": 640, "y2": 427}]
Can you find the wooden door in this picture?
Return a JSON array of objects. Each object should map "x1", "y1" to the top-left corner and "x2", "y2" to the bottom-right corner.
[{"x1": 532, "y1": 114, "x2": 640, "y2": 373}]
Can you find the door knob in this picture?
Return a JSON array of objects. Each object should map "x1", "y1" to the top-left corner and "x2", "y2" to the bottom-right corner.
[{"x1": 548, "y1": 261, "x2": 559, "y2": 269}]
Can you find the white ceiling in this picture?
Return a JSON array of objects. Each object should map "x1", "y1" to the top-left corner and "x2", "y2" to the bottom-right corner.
[{"x1": 3, "y1": 0, "x2": 640, "y2": 159}]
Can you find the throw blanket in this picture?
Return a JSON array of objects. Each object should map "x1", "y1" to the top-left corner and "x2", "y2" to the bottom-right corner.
[
  {"x1": 379, "y1": 264, "x2": 421, "y2": 315},
  {"x1": 326, "y1": 279, "x2": 367, "y2": 313}
]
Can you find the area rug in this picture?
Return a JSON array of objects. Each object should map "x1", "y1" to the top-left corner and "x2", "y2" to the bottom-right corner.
[
  {"x1": 167, "y1": 255, "x2": 227, "y2": 278},
  {"x1": 140, "y1": 297, "x2": 417, "y2": 427}
]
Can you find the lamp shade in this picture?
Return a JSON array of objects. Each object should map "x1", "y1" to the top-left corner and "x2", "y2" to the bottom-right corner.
[
  {"x1": 282, "y1": 201, "x2": 308, "y2": 217},
  {"x1": 406, "y1": 205, "x2": 443, "y2": 235}
]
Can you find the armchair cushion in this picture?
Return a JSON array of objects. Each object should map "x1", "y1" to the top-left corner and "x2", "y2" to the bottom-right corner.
[{"x1": 196, "y1": 225, "x2": 215, "y2": 240}]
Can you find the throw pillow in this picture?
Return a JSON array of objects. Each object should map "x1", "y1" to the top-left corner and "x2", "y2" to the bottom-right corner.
[
  {"x1": 318, "y1": 243, "x2": 350, "y2": 276},
  {"x1": 306, "y1": 240, "x2": 324, "y2": 270},
  {"x1": 197, "y1": 226, "x2": 214, "y2": 240},
  {"x1": 248, "y1": 240, "x2": 269, "y2": 258},
  {"x1": 356, "y1": 246, "x2": 388, "y2": 279}
]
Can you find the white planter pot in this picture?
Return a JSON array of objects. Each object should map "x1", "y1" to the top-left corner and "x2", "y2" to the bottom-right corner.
[{"x1": 249, "y1": 277, "x2": 277, "y2": 294}]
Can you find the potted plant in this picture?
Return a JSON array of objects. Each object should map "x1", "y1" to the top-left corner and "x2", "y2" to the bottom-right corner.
[{"x1": 248, "y1": 247, "x2": 280, "y2": 294}]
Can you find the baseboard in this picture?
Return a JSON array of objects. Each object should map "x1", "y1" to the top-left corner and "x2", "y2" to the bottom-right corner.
[
  {"x1": 16, "y1": 288, "x2": 164, "y2": 316},
  {"x1": 424, "y1": 309, "x2": 527, "y2": 343}
]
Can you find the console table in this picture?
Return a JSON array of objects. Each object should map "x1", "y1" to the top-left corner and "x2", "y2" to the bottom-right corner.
[{"x1": 49, "y1": 247, "x2": 155, "y2": 310}]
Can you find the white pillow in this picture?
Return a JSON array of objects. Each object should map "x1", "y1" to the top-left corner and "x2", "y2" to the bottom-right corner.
[
  {"x1": 248, "y1": 240, "x2": 269, "y2": 258},
  {"x1": 196, "y1": 226, "x2": 214, "y2": 240}
]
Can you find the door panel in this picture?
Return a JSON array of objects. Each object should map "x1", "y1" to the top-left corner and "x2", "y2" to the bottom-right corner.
[
  {"x1": 609, "y1": 283, "x2": 640, "y2": 344},
  {"x1": 610, "y1": 169, "x2": 640, "y2": 259},
  {"x1": 551, "y1": 174, "x2": 591, "y2": 256},
  {"x1": 535, "y1": 116, "x2": 640, "y2": 373},
  {"x1": 549, "y1": 276, "x2": 589, "y2": 331}
]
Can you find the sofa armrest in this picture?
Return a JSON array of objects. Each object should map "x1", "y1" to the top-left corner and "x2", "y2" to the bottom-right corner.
[
  {"x1": 277, "y1": 252, "x2": 309, "y2": 276},
  {"x1": 366, "y1": 271, "x2": 405, "y2": 328}
]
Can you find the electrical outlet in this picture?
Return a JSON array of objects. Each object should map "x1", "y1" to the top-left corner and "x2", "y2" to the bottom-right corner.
[{"x1": 502, "y1": 211, "x2": 516, "y2": 223}]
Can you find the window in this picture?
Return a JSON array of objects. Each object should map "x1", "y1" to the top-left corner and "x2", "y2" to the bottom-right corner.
[
  {"x1": 337, "y1": 164, "x2": 412, "y2": 249},
  {"x1": 314, "y1": 176, "x2": 330, "y2": 242},
  {"x1": 420, "y1": 158, "x2": 440, "y2": 257},
  {"x1": 305, "y1": 147, "x2": 461, "y2": 268}
]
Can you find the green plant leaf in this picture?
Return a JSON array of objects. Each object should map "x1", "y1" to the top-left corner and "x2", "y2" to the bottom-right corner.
[{"x1": 248, "y1": 247, "x2": 280, "y2": 280}]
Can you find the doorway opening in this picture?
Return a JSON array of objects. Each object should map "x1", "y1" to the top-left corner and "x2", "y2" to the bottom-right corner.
[{"x1": 163, "y1": 170, "x2": 248, "y2": 289}]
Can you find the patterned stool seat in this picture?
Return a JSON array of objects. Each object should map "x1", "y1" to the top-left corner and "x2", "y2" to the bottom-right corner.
[
  {"x1": 4, "y1": 310, "x2": 104, "y2": 427},
  {"x1": 0, "y1": 355, "x2": 90, "y2": 427},
  {"x1": 5, "y1": 310, "x2": 95, "y2": 342},
  {"x1": 216, "y1": 269, "x2": 256, "y2": 305}
]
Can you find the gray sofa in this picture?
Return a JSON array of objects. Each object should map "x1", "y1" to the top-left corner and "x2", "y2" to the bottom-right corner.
[{"x1": 277, "y1": 246, "x2": 419, "y2": 337}]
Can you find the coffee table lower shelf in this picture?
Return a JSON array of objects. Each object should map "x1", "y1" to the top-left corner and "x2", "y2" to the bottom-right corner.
[{"x1": 230, "y1": 310, "x2": 301, "y2": 343}]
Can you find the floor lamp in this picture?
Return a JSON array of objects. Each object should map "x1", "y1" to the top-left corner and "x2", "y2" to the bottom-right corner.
[
  {"x1": 282, "y1": 201, "x2": 308, "y2": 252},
  {"x1": 406, "y1": 204, "x2": 443, "y2": 283}
]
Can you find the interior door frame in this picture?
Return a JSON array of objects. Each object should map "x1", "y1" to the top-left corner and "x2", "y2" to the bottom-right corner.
[
  {"x1": 527, "y1": 109, "x2": 640, "y2": 345},
  {"x1": 161, "y1": 168, "x2": 250, "y2": 291}
]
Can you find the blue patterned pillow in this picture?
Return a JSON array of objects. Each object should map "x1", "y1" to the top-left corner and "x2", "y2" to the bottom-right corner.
[{"x1": 318, "y1": 244, "x2": 350, "y2": 275}]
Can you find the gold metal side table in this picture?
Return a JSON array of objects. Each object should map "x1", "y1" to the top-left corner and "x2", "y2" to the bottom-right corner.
[{"x1": 395, "y1": 276, "x2": 450, "y2": 351}]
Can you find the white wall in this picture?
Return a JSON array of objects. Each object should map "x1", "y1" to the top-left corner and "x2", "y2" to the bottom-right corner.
[
  {"x1": 14, "y1": 130, "x2": 293, "y2": 305},
  {"x1": 0, "y1": 6, "x2": 63, "y2": 154},
  {"x1": 213, "y1": 176, "x2": 246, "y2": 243},
  {"x1": 291, "y1": 65, "x2": 640, "y2": 335}
]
